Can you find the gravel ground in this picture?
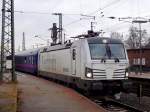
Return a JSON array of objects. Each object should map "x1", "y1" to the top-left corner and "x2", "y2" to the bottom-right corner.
[
  {"x1": 119, "y1": 93, "x2": 150, "y2": 111},
  {"x1": 0, "y1": 83, "x2": 17, "y2": 112}
]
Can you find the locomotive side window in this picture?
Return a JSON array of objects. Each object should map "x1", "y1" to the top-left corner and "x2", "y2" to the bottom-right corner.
[{"x1": 72, "y1": 49, "x2": 76, "y2": 60}]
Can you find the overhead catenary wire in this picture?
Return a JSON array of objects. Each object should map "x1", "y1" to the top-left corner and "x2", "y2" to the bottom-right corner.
[
  {"x1": 104, "y1": 22, "x2": 131, "y2": 32},
  {"x1": 103, "y1": 16, "x2": 133, "y2": 31},
  {"x1": 88, "y1": 0, "x2": 122, "y2": 15},
  {"x1": 13, "y1": 9, "x2": 149, "y2": 35},
  {"x1": 14, "y1": 10, "x2": 51, "y2": 15},
  {"x1": 11, "y1": 1, "x2": 150, "y2": 38},
  {"x1": 12, "y1": 0, "x2": 136, "y2": 30},
  {"x1": 14, "y1": 10, "x2": 81, "y2": 16},
  {"x1": 102, "y1": 0, "x2": 128, "y2": 16},
  {"x1": 14, "y1": 0, "x2": 123, "y2": 17}
]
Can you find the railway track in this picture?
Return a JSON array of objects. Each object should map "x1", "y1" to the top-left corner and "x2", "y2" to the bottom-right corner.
[{"x1": 90, "y1": 96, "x2": 143, "y2": 112}]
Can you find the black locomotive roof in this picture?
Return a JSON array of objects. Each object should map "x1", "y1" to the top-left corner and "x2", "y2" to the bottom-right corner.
[{"x1": 87, "y1": 37, "x2": 123, "y2": 44}]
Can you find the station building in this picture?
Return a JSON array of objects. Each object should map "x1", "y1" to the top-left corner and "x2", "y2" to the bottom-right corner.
[{"x1": 127, "y1": 48, "x2": 150, "y2": 71}]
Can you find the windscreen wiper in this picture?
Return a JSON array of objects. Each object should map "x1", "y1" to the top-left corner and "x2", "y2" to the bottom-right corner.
[
  {"x1": 111, "y1": 52, "x2": 120, "y2": 63},
  {"x1": 101, "y1": 53, "x2": 106, "y2": 63},
  {"x1": 114, "y1": 57, "x2": 120, "y2": 63}
]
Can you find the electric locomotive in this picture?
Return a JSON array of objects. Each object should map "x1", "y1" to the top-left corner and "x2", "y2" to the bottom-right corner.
[{"x1": 38, "y1": 31, "x2": 129, "y2": 91}]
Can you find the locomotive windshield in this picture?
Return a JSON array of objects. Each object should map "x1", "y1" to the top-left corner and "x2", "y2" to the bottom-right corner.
[{"x1": 89, "y1": 43, "x2": 126, "y2": 60}]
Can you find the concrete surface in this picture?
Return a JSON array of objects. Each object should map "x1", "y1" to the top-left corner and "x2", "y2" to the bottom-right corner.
[
  {"x1": 17, "y1": 73, "x2": 106, "y2": 112},
  {"x1": 0, "y1": 82, "x2": 17, "y2": 112}
]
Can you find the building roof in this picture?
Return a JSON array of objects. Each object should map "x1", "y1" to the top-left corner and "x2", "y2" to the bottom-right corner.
[{"x1": 127, "y1": 48, "x2": 150, "y2": 51}]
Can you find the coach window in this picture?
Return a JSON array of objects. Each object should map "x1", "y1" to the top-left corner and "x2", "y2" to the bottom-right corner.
[
  {"x1": 29, "y1": 57, "x2": 30, "y2": 64},
  {"x1": 27, "y1": 57, "x2": 29, "y2": 63},
  {"x1": 33, "y1": 56, "x2": 34, "y2": 64},
  {"x1": 30, "y1": 56, "x2": 32, "y2": 64},
  {"x1": 72, "y1": 49, "x2": 76, "y2": 60},
  {"x1": 31, "y1": 56, "x2": 33, "y2": 64},
  {"x1": 30, "y1": 57, "x2": 31, "y2": 64},
  {"x1": 25, "y1": 57, "x2": 27, "y2": 63}
]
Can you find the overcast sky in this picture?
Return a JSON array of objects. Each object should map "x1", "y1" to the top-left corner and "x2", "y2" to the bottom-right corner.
[{"x1": 1, "y1": 0, "x2": 150, "y2": 50}]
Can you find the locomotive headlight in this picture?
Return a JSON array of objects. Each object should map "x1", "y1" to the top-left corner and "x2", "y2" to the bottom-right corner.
[
  {"x1": 86, "y1": 72, "x2": 92, "y2": 78},
  {"x1": 85, "y1": 68, "x2": 93, "y2": 78},
  {"x1": 125, "y1": 72, "x2": 129, "y2": 77}
]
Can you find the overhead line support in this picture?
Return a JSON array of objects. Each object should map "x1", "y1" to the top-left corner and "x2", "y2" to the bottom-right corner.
[
  {"x1": 52, "y1": 13, "x2": 63, "y2": 44},
  {"x1": 1, "y1": 0, "x2": 16, "y2": 82}
]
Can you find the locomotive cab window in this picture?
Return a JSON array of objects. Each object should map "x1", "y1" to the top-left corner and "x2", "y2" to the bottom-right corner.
[
  {"x1": 89, "y1": 43, "x2": 126, "y2": 60},
  {"x1": 72, "y1": 49, "x2": 76, "y2": 60}
]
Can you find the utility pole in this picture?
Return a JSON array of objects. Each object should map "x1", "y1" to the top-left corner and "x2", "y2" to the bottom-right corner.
[
  {"x1": 132, "y1": 19, "x2": 148, "y2": 104},
  {"x1": 1, "y1": 0, "x2": 16, "y2": 82},
  {"x1": 132, "y1": 20, "x2": 148, "y2": 75},
  {"x1": 22, "y1": 32, "x2": 26, "y2": 51},
  {"x1": 52, "y1": 13, "x2": 63, "y2": 44}
]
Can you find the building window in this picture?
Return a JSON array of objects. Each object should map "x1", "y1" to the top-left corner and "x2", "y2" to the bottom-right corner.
[
  {"x1": 138, "y1": 58, "x2": 140, "y2": 65},
  {"x1": 133, "y1": 58, "x2": 136, "y2": 65},
  {"x1": 142, "y1": 58, "x2": 145, "y2": 65}
]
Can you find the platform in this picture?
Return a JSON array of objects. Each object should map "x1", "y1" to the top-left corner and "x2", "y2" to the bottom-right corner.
[
  {"x1": 17, "y1": 72, "x2": 106, "y2": 112},
  {"x1": 0, "y1": 82, "x2": 17, "y2": 112},
  {"x1": 129, "y1": 72, "x2": 150, "y2": 85},
  {"x1": 129, "y1": 72, "x2": 150, "y2": 79}
]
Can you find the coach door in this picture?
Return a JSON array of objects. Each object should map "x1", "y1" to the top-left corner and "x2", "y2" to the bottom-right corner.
[{"x1": 72, "y1": 48, "x2": 76, "y2": 75}]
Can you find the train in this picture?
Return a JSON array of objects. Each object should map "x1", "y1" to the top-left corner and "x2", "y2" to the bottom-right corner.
[{"x1": 15, "y1": 33, "x2": 130, "y2": 92}]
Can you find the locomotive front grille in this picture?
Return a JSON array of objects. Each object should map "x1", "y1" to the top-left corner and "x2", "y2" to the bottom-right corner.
[
  {"x1": 92, "y1": 69, "x2": 106, "y2": 79},
  {"x1": 113, "y1": 69, "x2": 125, "y2": 78}
]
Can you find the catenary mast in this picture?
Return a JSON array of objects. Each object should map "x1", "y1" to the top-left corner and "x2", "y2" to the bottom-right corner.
[{"x1": 1, "y1": 0, "x2": 16, "y2": 82}]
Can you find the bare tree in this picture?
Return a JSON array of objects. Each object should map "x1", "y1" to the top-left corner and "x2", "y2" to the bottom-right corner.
[
  {"x1": 145, "y1": 37, "x2": 150, "y2": 48},
  {"x1": 110, "y1": 32, "x2": 123, "y2": 41},
  {"x1": 125, "y1": 26, "x2": 148, "y2": 49}
]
